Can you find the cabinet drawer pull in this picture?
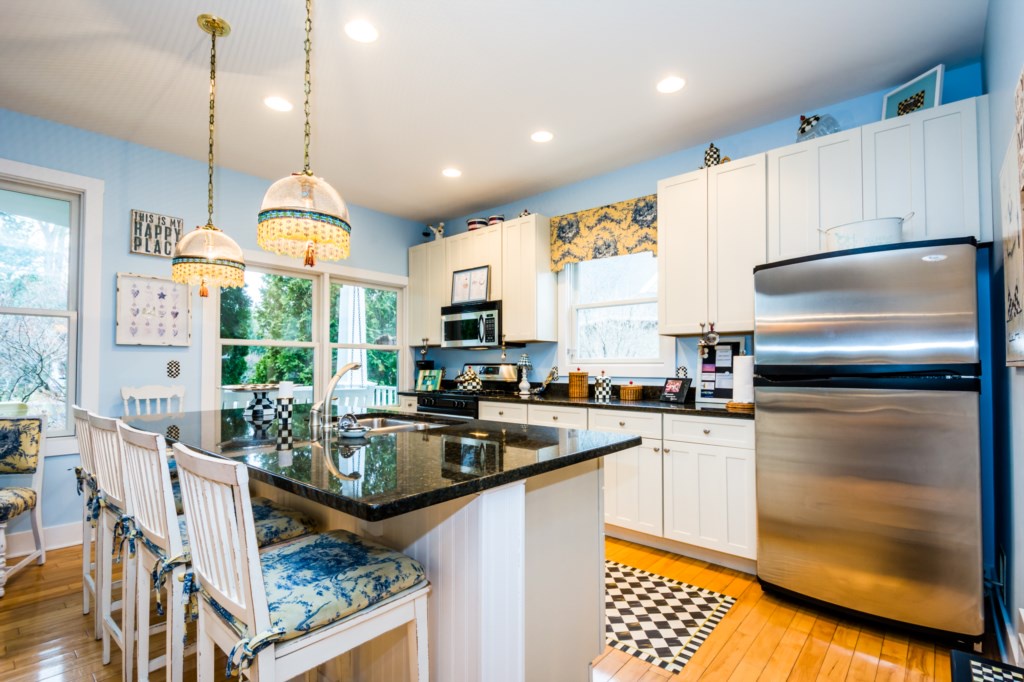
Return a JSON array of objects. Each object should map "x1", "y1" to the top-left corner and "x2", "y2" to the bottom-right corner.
[
  {"x1": 703, "y1": 428, "x2": 711, "y2": 435},
  {"x1": 552, "y1": 415, "x2": 558, "y2": 421},
  {"x1": 498, "y1": 411, "x2": 504, "y2": 416},
  {"x1": 618, "y1": 420, "x2": 626, "y2": 427}
]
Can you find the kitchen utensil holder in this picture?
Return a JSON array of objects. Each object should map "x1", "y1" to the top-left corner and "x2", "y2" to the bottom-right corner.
[{"x1": 568, "y1": 371, "x2": 589, "y2": 398}]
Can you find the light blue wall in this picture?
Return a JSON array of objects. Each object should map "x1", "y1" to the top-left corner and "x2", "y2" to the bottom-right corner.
[
  {"x1": 983, "y1": 0, "x2": 1024, "y2": 655},
  {"x1": 0, "y1": 108, "x2": 422, "y2": 533},
  {"x1": 424, "y1": 60, "x2": 983, "y2": 383}
]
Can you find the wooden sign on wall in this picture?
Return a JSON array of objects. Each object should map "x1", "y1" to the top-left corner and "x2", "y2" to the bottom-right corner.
[{"x1": 130, "y1": 209, "x2": 184, "y2": 258}]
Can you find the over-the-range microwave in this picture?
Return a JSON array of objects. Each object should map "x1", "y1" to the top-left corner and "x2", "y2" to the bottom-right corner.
[{"x1": 440, "y1": 301, "x2": 501, "y2": 348}]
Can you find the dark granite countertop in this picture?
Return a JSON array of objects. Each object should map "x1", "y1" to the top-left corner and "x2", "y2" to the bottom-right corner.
[
  {"x1": 126, "y1": 404, "x2": 639, "y2": 522},
  {"x1": 398, "y1": 390, "x2": 754, "y2": 421}
]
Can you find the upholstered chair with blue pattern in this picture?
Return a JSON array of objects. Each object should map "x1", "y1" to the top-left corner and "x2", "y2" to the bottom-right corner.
[
  {"x1": 0, "y1": 415, "x2": 46, "y2": 598},
  {"x1": 117, "y1": 422, "x2": 319, "y2": 682},
  {"x1": 71, "y1": 406, "x2": 102, "y2": 638},
  {"x1": 172, "y1": 442, "x2": 431, "y2": 682}
]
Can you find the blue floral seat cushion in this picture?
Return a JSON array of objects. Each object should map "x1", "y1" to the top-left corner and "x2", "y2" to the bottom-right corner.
[
  {"x1": 0, "y1": 418, "x2": 42, "y2": 474},
  {"x1": 210, "y1": 529, "x2": 426, "y2": 643},
  {"x1": 0, "y1": 487, "x2": 36, "y2": 522}
]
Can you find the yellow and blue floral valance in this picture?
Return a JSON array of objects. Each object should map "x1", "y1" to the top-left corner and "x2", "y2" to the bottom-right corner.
[{"x1": 550, "y1": 194, "x2": 657, "y2": 272}]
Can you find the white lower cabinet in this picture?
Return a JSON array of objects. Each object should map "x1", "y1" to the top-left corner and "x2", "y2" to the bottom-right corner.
[
  {"x1": 397, "y1": 395, "x2": 418, "y2": 414},
  {"x1": 603, "y1": 438, "x2": 664, "y2": 536},
  {"x1": 479, "y1": 400, "x2": 528, "y2": 424},
  {"x1": 527, "y1": 404, "x2": 588, "y2": 429}
]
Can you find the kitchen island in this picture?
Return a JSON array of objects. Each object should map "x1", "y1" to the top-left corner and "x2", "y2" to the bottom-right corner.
[{"x1": 126, "y1": 405, "x2": 640, "y2": 682}]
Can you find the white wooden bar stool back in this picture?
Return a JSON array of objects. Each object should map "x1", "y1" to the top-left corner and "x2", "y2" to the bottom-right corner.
[
  {"x1": 172, "y1": 443, "x2": 430, "y2": 682},
  {"x1": 71, "y1": 406, "x2": 101, "y2": 638},
  {"x1": 118, "y1": 422, "x2": 190, "y2": 682},
  {"x1": 87, "y1": 412, "x2": 135, "y2": 682}
]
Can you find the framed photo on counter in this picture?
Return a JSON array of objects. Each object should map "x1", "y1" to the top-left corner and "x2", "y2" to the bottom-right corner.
[
  {"x1": 451, "y1": 265, "x2": 489, "y2": 305},
  {"x1": 660, "y1": 377, "x2": 692, "y2": 403},
  {"x1": 416, "y1": 369, "x2": 443, "y2": 392}
]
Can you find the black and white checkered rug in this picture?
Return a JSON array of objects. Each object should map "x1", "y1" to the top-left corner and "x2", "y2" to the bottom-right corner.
[
  {"x1": 605, "y1": 560, "x2": 735, "y2": 673},
  {"x1": 952, "y1": 650, "x2": 1024, "y2": 681}
]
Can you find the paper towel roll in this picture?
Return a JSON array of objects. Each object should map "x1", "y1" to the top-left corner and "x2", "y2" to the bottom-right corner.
[{"x1": 732, "y1": 355, "x2": 754, "y2": 404}]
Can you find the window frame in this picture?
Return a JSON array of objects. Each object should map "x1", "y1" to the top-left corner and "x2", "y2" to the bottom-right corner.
[
  {"x1": 0, "y1": 159, "x2": 102, "y2": 452},
  {"x1": 204, "y1": 249, "x2": 408, "y2": 413},
  {"x1": 557, "y1": 255, "x2": 674, "y2": 378}
]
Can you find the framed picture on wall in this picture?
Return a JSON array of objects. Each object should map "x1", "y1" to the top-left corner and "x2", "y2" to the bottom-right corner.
[
  {"x1": 115, "y1": 272, "x2": 192, "y2": 346},
  {"x1": 451, "y1": 265, "x2": 489, "y2": 305},
  {"x1": 881, "y1": 65, "x2": 944, "y2": 119}
]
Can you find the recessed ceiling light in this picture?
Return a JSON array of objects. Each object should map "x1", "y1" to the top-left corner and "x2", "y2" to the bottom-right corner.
[
  {"x1": 656, "y1": 76, "x2": 686, "y2": 94},
  {"x1": 263, "y1": 96, "x2": 293, "y2": 112},
  {"x1": 345, "y1": 20, "x2": 379, "y2": 43},
  {"x1": 531, "y1": 130, "x2": 554, "y2": 143},
  {"x1": 442, "y1": 168, "x2": 462, "y2": 178}
]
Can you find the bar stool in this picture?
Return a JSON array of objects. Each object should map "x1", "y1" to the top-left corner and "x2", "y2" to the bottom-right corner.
[
  {"x1": 118, "y1": 422, "x2": 320, "y2": 681},
  {"x1": 172, "y1": 442, "x2": 430, "y2": 682},
  {"x1": 71, "y1": 406, "x2": 101, "y2": 638},
  {"x1": 0, "y1": 415, "x2": 46, "y2": 597}
]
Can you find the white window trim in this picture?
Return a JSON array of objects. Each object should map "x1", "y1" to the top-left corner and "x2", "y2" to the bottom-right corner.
[
  {"x1": 556, "y1": 262, "x2": 674, "y2": 379},
  {"x1": 0, "y1": 158, "x2": 104, "y2": 456},
  {"x1": 202, "y1": 249, "x2": 409, "y2": 412}
]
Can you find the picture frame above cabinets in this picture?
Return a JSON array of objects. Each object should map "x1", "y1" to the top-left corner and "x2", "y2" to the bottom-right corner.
[{"x1": 882, "y1": 64, "x2": 943, "y2": 120}]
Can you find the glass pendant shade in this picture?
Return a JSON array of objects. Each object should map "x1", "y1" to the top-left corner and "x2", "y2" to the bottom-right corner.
[
  {"x1": 257, "y1": 172, "x2": 351, "y2": 264},
  {"x1": 172, "y1": 224, "x2": 245, "y2": 296}
]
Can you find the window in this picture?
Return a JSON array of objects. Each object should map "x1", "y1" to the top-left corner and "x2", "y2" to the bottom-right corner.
[
  {"x1": 0, "y1": 180, "x2": 79, "y2": 435},
  {"x1": 216, "y1": 265, "x2": 403, "y2": 410},
  {"x1": 563, "y1": 252, "x2": 672, "y2": 376}
]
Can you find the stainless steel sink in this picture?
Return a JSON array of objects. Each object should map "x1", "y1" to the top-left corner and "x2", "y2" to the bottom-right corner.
[{"x1": 355, "y1": 417, "x2": 441, "y2": 434}]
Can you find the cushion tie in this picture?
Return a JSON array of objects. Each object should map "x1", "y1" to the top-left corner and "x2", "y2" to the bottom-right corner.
[
  {"x1": 226, "y1": 627, "x2": 286, "y2": 677},
  {"x1": 150, "y1": 553, "x2": 189, "y2": 617},
  {"x1": 180, "y1": 571, "x2": 201, "y2": 622},
  {"x1": 72, "y1": 466, "x2": 86, "y2": 495},
  {"x1": 112, "y1": 514, "x2": 139, "y2": 561}
]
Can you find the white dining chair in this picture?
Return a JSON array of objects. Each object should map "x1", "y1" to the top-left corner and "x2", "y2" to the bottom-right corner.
[
  {"x1": 172, "y1": 442, "x2": 431, "y2": 682},
  {"x1": 87, "y1": 412, "x2": 136, "y2": 681},
  {"x1": 121, "y1": 385, "x2": 186, "y2": 416},
  {"x1": 71, "y1": 406, "x2": 102, "y2": 638},
  {"x1": 0, "y1": 415, "x2": 46, "y2": 598}
]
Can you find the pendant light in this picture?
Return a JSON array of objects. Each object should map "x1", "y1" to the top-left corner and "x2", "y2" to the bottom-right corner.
[
  {"x1": 257, "y1": 0, "x2": 350, "y2": 267},
  {"x1": 171, "y1": 14, "x2": 245, "y2": 297}
]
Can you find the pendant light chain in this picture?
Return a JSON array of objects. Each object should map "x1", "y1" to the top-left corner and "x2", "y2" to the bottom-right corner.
[
  {"x1": 207, "y1": 29, "x2": 218, "y2": 227},
  {"x1": 302, "y1": 0, "x2": 313, "y2": 176}
]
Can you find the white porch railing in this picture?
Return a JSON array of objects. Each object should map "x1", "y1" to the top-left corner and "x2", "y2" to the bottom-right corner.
[{"x1": 221, "y1": 384, "x2": 398, "y2": 411}]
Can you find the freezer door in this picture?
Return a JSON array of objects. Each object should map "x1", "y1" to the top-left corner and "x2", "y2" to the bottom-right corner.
[
  {"x1": 754, "y1": 240, "x2": 978, "y2": 369},
  {"x1": 755, "y1": 384, "x2": 983, "y2": 636}
]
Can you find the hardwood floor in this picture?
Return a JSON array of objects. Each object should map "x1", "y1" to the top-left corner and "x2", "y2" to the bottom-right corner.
[
  {"x1": 598, "y1": 537, "x2": 954, "y2": 682},
  {"x1": 0, "y1": 539, "x2": 958, "y2": 681}
]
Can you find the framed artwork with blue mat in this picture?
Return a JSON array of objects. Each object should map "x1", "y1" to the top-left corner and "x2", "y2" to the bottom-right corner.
[{"x1": 882, "y1": 64, "x2": 944, "y2": 119}]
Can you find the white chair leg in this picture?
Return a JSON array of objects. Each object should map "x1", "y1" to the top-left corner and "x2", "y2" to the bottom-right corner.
[
  {"x1": 136, "y1": 552, "x2": 152, "y2": 682},
  {"x1": 31, "y1": 500, "x2": 44, "y2": 566},
  {"x1": 93, "y1": 514, "x2": 105, "y2": 640},
  {"x1": 413, "y1": 595, "x2": 429, "y2": 681},
  {"x1": 197, "y1": 607, "x2": 215, "y2": 682},
  {"x1": 100, "y1": 513, "x2": 114, "y2": 663},
  {"x1": 82, "y1": 497, "x2": 91, "y2": 615},
  {"x1": 122, "y1": 547, "x2": 137, "y2": 682},
  {"x1": 0, "y1": 521, "x2": 7, "y2": 599},
  {"x1": 168, "y1": 565, "x2": 185, "y2": 682}
]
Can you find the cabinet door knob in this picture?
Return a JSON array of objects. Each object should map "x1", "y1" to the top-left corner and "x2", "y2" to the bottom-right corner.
[
  {"x1": 552, "y1": 415, "x2": 559, "y2": 421},
  {"x1": 618, "y1": 420, "x2": 626, "y2": 427},
  {"x1": 653, "y1": 447, "x2": 660, "y2": 453},
  {"x1": 663, "y1": 448, "x2": 670, "y2": 454},
  {"x1": 703, "y1": 428, "x2": 711, "y2": 435},
  {"x1": 498, "y1": 411, "x2": 504, "y2": 416}
]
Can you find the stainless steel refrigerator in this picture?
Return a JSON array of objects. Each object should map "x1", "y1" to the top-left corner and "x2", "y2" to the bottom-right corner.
[{"x1": 753, "y1": 237, "x2": 983, "y2": 636}]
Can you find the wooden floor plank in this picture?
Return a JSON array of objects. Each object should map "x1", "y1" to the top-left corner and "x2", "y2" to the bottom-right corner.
[
  {"x1": 846, "y1": 629, "x2": 884, "y2": 682},
  {"x1": 756, "y1": 609, "x2": 817, "y2": 681},
  {"x1": 874, "y1": 634, "x2": 910, "y2": 682},
  {"x1": 904, "y1": 640, "x2": 936, "y2": 682},
  {"x1": 787, "y1": 615, "x2": 840, "y2": 682},
  {"x1": 728, "y1": 601, "x2": 799, "y2": 681},
  {"x1": 816, "y1": 621, "x2": 861, "y2": 681}
]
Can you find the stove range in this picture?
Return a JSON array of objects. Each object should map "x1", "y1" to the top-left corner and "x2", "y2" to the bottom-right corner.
[{"x1": 416, "y1": 364, "x2": 520, "y2": 418}]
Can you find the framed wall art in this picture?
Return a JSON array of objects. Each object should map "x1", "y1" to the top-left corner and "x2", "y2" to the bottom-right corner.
[
  {"x1": 115, "y1": 273, "x2": 192, "y2": 346},
  {"x1": 129, "y1": 209, "x2": 184, "y2": 258},
  {"x1": 882, "y1": 65, "x2": 943, "y2": 120},
  {"x1": 451, "y1": 265, "x2": 490, "y2": 305}
]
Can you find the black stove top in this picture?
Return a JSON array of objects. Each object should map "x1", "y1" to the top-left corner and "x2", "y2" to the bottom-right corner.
[{"x1": 432, "y1": 388, "x2": 518, "y2": 398}]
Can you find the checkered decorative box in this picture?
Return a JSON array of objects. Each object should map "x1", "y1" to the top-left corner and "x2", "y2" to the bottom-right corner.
[
  {"x1": 275, "y1": 397, "x2": 294, "y2": 451},
  {"x1": 275, "y1": 397, "x2": 294, "y2": 421},
  {"x1": 595, "y1": 376, "x2": 612, "y2": 402}
]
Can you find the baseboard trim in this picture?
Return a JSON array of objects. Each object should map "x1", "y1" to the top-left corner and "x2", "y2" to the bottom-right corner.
[
  {"x1": 604, "y1": 525, "x2": 757, "y2": 575},
  {"x1": 7, "y1": 521, "x2": 82, "y2": 558}
]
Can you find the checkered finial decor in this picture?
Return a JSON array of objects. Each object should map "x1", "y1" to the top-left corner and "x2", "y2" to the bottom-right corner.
[
  {"x1": 166, "y1": 360, "x2": 181, "y2": 379},
  {"x1": 676, "y1": 366, "x2": 689, "y2": 378},
  {"x1": 276, "y1": 397, "x2": 294, "y2": 451}
]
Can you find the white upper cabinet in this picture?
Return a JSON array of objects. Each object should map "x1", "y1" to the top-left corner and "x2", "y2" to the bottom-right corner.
[
  {"x1": 767, "y1": 129, "x2": 863, "y2": 261},
  {"x1": 862, "y1": 97, "x2": 986, "y2": 242},
  {"x1": 444, "y1": 224, "x2": 503, "y2": 304},
  {"x1": 767, "y1": 96, "x2": 990, "y2": 261},
  {"x1": 407, "y1": 239, "x2": 447, "y2": 346},
  {"x1": 501, "y1": 214, "x2": 557, "y2": 343},
  {"x1": 658, "y1": 153, "x2": 766, "y2": 336}
]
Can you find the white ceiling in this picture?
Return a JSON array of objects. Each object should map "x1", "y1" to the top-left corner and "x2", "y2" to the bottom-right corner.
[{"x1": 0, "y1": 0, "x2": 989, "y2": 223}]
